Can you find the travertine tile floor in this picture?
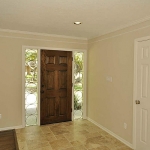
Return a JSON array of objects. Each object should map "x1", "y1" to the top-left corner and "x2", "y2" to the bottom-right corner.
[{"x1": 16, "y1": 119, "x2": 133, "y2": 150}]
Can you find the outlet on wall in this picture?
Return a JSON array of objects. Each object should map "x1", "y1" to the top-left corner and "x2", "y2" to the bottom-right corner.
[
  {"x1": 124, "y1": 123, "x2": 127, "y2": 129},
  {"x1": 0, "y1": 114, "x2": 1, "y2": 119}
]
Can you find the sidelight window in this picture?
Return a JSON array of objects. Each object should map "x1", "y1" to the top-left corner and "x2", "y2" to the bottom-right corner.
[
  {"x1": 25, "y1": 49, "x2": 38, "y2": 126},
  {"x1": 74, "y1": 52, "x2": 84, "y2": 119}
]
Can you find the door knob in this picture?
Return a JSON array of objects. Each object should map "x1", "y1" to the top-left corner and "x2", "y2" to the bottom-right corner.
[{"x1": 135, "y1": 100, "x2": 140, "y2": 104}]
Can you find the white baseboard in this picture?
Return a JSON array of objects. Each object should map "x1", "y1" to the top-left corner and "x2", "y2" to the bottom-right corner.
[
  {"x1": 87, "y1": 117, "x2": 133, "y2": 149},
  {"x1": 0, "y1": 125, "x2": 23, "y2": 131}
]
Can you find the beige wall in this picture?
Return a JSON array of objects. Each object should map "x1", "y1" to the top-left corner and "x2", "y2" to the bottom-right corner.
[
  {"x1": 87, "y1": 20, "x2": 150, "y2": 144},
  {"x1": 0, "y1": 30, "x2": 87, "y2": 128},
  {"x1": 1, "y1": 19, "x2": 150, "y2": 145}
]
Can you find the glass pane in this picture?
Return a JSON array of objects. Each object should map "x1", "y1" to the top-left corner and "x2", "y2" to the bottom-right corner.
[
  {"x1": 74, "y1": 52, "x2": 84, "y2": 119},
  {"x1": 25, "y1": 49, "x2": 38, "y2": 126}
]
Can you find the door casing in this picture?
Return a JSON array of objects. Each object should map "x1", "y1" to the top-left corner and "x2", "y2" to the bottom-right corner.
[
  {"x1": 133, "y1": 36, "x2": 150, "y2": 149},
  {"x1": 22, "y1": 46, "x2": 87, "y2": 127}
]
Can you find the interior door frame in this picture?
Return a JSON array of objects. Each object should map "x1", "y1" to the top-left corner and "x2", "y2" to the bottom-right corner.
[
  {"x1": 22, "y1": 46, "x2": 87, "y2": 127},
  {"x1": 133, "y1": 36, "x2": 150, "y2": 150}
]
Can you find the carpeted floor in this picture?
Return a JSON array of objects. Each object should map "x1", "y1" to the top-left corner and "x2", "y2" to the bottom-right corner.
[{"x1": 0, "y1": 129, "x2": 18, "y2": 150}]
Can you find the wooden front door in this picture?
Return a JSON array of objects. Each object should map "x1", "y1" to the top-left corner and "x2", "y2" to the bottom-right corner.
[{"x1": 40, "y1": 50, "x2": 72, "y2": 125}]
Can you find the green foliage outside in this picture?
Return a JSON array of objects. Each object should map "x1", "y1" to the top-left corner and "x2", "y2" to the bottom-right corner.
[
  {"x1": 25, "y1": 50, "x2": 38, "y2": 82},
  {"x1": 74, "y1": 53, "x2": 83, "y2": 110},
  {"x1": 25, "y1": 50, "x2": 37, "y2": 62}
]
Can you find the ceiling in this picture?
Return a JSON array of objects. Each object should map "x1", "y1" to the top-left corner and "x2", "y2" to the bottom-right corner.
[{"x1": 0, "y1": 0, "x2": 150, "y2": 39}]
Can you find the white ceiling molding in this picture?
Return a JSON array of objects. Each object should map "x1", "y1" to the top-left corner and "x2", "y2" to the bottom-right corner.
[
  {"x1": 89, "y1": 15, "x2": 150, "y2": 40},
  {"x1": 0, "y1": 28, "x2": 87, "y2": 40},
  {"x1": 89, "y1": 24, "x2": 150, "y2": 44},
  {"x1": 0, "y1": 34, "x2": 87, "y2": 44}
]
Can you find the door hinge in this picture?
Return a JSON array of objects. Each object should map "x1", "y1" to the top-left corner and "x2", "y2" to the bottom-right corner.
[
  {"x1": 71, "y1": 108, "x2": 72, "y2": 112},
  {"x1": 72, "y1": 57, "x2": 73, "y2": 61},
  {"x1": 72, "y1": 83, "x2": 73, "y2": 87}
]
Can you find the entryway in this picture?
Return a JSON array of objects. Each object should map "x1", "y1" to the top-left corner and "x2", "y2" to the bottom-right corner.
[
  {"x1": 134, "y1": 37, "x2": 150, "y2": 150},
  {"x1": 40, "y1": 50, "x2": 72, "y2": 125},
  {"x1": 23, "y1": 48, "x2": 86, "y2": 126}
]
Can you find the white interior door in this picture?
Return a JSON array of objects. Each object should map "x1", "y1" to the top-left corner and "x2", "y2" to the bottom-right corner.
[{"x1": 135, "y1": 39, "x2": 150, "y2": 150}]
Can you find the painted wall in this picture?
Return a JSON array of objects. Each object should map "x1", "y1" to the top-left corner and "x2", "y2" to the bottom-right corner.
[
  {"x1": 1, "y1": 19, "x2": 150, "y2": 146},
  {"x1": 87, "y1": 20, "x2": 150, "y2": 144},
  {"x1": 0, "y1": 30, "x2": 87, "y2": 129}
]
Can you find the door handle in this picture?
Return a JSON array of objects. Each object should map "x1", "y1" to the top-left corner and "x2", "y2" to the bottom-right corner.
[
  {"x1": 135, "y1": 100, "x2": 140, "y2": 104},
  {"x1": 41, "y1": 91, "x2": 44, "y2": 93}
]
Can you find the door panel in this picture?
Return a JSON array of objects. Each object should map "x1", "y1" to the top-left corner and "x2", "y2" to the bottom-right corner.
[
  {"x1": 136, "y1": 40, "x2": 150, "y2": 150},
  {"x1": 40, "y1": 50, "x2": 72, "y2": 125}
]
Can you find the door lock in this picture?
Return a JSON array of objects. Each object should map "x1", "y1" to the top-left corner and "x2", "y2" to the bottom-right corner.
[{"x1": 135, "y1": 100, "x2": 140, "y2": 104}]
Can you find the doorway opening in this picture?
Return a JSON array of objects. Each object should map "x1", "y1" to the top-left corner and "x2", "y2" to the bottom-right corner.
[
  {"x1": 23, "y1": 48, "x2": 86, "y2": 126},
  {"x1": 40, "y1": 50, "x2": 72, "y2": 125}
]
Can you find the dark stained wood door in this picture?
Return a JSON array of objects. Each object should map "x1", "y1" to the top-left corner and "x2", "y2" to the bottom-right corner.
[{"x1": 40, "y1": 50, "x2": 72, "y2": 125}]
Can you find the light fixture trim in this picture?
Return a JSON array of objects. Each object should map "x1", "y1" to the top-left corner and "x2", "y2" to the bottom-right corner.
[{"x1": 74, "y1": 22, "x2": 82, "y2": 25}]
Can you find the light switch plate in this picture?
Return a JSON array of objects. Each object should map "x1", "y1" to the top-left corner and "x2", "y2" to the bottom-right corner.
[{"x1": 106, "y1": 76, "x2": 113, "y2": 82}]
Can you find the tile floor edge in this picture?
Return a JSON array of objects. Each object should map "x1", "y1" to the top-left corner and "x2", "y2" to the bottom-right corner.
[
  {"x1": 0, "y1": 125, "x2": 23, "y2": 131},
  {"x1": 87, "y1": 117, "x2": 134, "y2": 149}
]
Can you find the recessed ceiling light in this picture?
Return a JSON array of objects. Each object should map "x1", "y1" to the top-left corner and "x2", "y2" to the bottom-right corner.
[{"x1": 74, "y1": 22, "x2": 81, "y2": 25}]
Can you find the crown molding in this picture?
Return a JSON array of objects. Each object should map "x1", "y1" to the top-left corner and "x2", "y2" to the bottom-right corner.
[
  {"x1": 0, "y1": 34, "x2": 87, "y2": 45},
  {"x1": 88, "y1": 24, "x2": 150, "y2": 44},
  {"x1": 0, "y1": 28, "x2": 87, "y2": 41},
  {"x1": 88, "y1": 15, "x2": 150, "y2": 40},
  {"x1": 1, "y1": 15, "x2": 150, "y2": 41}
]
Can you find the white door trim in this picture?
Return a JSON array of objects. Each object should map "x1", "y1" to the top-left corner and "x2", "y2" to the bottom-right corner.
[
  {"x1": 22, "y1": 49, "x2": 26, "y2": 128},
  {"x1": 22, "y1": 46, "x2": 87, "y2": 127},
  {"x1": 133, "y1": 36, "x2": 150, "y2": 149}
]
